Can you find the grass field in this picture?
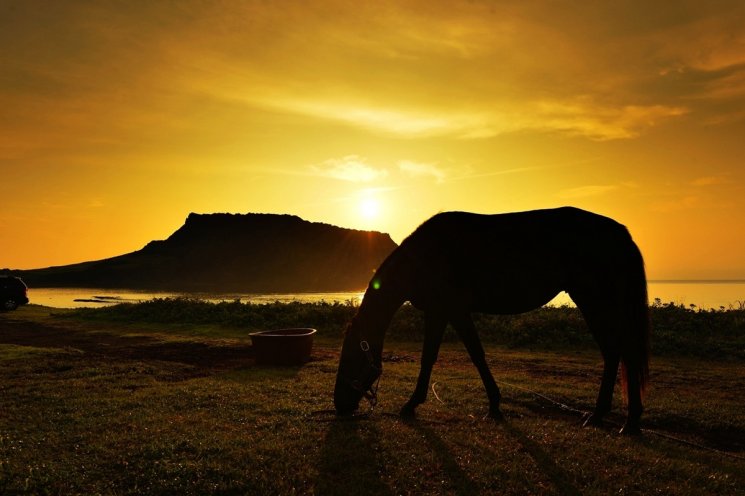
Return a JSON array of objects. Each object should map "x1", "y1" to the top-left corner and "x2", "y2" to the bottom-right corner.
[{"x1": 1, "y1": 302, "x2": 743, "y2": 495}]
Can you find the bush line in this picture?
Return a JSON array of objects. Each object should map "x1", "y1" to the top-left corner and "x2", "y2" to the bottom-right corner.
[{"x1": 59, "y1": 297, "x2": 745, "y2": 360}]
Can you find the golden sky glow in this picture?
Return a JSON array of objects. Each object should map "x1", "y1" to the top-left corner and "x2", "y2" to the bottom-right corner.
[{"x1": 2, "y1": 0, "x2": 745, "y2": 279}]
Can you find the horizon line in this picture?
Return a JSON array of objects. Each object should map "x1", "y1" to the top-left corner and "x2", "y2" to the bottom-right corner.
[{"x1": 648, "y1": 279, "x2": 745, "y2": 284}]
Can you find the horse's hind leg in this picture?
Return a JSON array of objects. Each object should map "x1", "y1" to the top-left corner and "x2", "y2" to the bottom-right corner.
[
  {"x1": 571, "y1": 291, "x2": 621, "y2": 428},
  {"x1": 450, "y1": 312, "x2": 502, "y2": 419},
  {"x1": 574, "y1": 293, "x2": 646, "y2": 435},
  {"x1": 584, "y1": 344, "x2": 620, "y2": 428},
  {"x1": 619, "y1": 356, "x2": 644, "y2": 436},
  {"x1": 400, "y1": 312, "x2": 447, "y2": 418}
]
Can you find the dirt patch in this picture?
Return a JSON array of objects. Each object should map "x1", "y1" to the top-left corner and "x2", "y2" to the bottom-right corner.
[{"x1": 0, "y1": 317, "x2": 255, "y2": 372}]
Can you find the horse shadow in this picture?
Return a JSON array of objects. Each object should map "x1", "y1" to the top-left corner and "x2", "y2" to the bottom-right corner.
[
  {"x1": 499, "y1": 419, "x2": 582, "y2": 496},
  {"x1": 405, "y1": 417, "x2": 581, "y2": 495},
  {"x1": 316, "y1": 417, "x2": 480, "y2": 495},
  {"x1": 316, "y1": 419, "x2": 394, "y2": 496},
  {"x1": 316, "y1": 415, "x2": 581, "y2": 495},
  {"x1": 401, "y1": 419, "x2": 483, "y2": 495}
]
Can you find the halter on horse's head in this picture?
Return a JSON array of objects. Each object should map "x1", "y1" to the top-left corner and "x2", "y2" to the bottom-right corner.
[{"x1": 334, "y1": 319, "x2": 382, "y2": 416}]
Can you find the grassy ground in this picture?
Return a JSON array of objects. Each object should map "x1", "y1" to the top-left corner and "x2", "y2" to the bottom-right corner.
[{"x1": 1, "y1": 304, "x2": 743, "y2": 495}]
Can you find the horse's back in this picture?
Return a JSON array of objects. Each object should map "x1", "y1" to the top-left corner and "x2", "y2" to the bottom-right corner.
[
  {"x1": 395, "y1": 207, "x2": 640, "y2": 313},
  {"x1": 409, "y1": 207, "x2": 630, "y2": 256}
]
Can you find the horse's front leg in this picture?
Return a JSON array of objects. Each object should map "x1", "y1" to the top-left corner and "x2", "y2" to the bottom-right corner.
[
  {"x1": 400, "y1": 312, "x2": 447, "y2": 418},
  {"x1": 450, "y1": 312, "x2": 502, "y2": 419}
]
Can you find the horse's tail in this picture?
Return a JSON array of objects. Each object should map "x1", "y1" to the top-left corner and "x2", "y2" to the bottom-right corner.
[{"x1": 620, "y1": 238, "x2": 651, "y2": 401}]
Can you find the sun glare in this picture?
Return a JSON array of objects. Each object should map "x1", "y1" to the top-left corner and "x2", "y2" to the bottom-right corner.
[{"x1": 359, "y1": 197, "x2": 380, "y2": 220}]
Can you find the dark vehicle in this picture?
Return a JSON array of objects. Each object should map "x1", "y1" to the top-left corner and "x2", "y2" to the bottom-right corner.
[{"x1": 0, "y1": 276, "x2": 29, "y2": 311}]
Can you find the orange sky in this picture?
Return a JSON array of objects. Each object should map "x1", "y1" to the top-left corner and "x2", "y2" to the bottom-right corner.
[{"x1": 2, "y1": 1, "x2": 745, "y2": 279}]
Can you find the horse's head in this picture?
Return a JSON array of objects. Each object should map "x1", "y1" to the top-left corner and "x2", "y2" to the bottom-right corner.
[{"x1": 334, "y1": 319, "x2": 382, "y2": 416}]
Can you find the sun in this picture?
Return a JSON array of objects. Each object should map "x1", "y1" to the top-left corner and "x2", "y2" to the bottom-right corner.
[{"x1": 359, "y1": 197, "x2": 380, "y2": 220}]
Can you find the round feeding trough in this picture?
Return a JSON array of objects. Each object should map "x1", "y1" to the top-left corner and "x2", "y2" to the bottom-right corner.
[{"x1": 249, "y1": 328, "x2": 317, "y2": 366}]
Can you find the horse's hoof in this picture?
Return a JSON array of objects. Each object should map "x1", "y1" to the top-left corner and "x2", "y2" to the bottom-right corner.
[
  {"x1": 582, "y1": 414, "x2": 604, "y2": 428},
  {"x1": 399, "y1": 405, "x2": 417, "y2": 419},
  {"x1": 486, "y1": 409, "x2": 504, "y2": 422},
  {"x1": 619, "y1": 423, "x2": 642, "y2": 436}
]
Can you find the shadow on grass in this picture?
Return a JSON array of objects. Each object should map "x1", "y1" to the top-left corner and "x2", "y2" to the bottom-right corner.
[
  {"x1": 500, "y1": 420, "x2": 582, "y2": 496},
  {"x1": 405, "y1": 415, "x2": 581, "y2": 495},
  {"x1": 638, "y1": 421, "x2": 745, "y2": 477},
  {"x1": 402, "y1": 419, "x2": 483, "y2": 495},
  {"x1": 316, "y1": 420, "x2": 394, "y2": 496},
  {"x1": 645, "y1": 414, "x2": 745, "y2": 453}
]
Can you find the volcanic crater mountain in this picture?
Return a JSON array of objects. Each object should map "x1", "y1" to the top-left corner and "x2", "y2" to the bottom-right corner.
[{"x1": 17, "y1": 213, "x2": 398, "y2": 292}]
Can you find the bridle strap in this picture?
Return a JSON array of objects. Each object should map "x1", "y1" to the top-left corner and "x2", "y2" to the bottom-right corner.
[
  {"x1": 362, "y1": 376, "x2": 380, "y2": 408},
  {"x1": 344, "y1": 339, "x2": 382, "y2": 411}
]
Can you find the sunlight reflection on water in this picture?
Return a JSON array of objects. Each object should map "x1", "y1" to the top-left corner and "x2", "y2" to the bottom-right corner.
[
  {"x1": 28, "y1": 288, "x2": 365, "y2": 309},
  {"x1": 26, "y1": 282, "x2": 745, "y2": 310},
  {"x1": 548, "y1": 282, "x2": 745, "y2": 310}
]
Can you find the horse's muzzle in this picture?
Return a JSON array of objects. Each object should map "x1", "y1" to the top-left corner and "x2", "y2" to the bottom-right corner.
[{"x1": 334, "y1": 376, "x2": 364, "y2": 416}]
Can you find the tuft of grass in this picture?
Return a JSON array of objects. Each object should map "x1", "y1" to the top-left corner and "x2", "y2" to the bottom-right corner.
[{"x1": 0, "y1": 343, "x2": 81, "y2": 361}]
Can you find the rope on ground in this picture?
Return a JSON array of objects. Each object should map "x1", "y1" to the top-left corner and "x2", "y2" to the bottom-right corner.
[
  {"x1": 494, "y1": 379, "x2": 589, "y2": 416},
  {"x1": 431, "y1": 381, "x2": 445, "y2": 404},
  {"x1": 641, "y1": 429, "x2": 745, "y2": 461},
  {"x1": 431, "y1": 379, "x2": 587, "y2": 416}
]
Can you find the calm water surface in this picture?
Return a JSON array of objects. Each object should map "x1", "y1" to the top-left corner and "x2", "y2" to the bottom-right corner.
[
  {"x1": 28, "y1": 288, "x2": 365, "y2": 309},
  {"x1": 549, "y1": 281, "x2": 745, "y2": 309},
  {"x1": 28, "y1": 281, "x2": 745, "y2": 310}
]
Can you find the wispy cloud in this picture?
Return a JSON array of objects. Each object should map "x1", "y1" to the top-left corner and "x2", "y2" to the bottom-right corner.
[
  {"x1": 529, "y1": 100, "x2": 688, "y2": 140},
  {"x1": 691, "y1": 175, "x2": 729, "y2": 187},
  {"x1": 557, "y1": 184, "x2": 618, "y2": 199},
  {"x1": 255, "y1": 97, "x2": 495, "y2": 139},
  {"x1": 398, "y1": 160, "x2": 447, "y2": 183},
  {"x1": 446, "y1": 166, "x2": 544, "y2": 182},
  {"x1": 232, "y1": 92, "x2": 687, "y2": 141},
  {"x1": 650, "y1": 195, "x2": 701, "y2": 213},
  {"x1": 309, "y1": 155, "x2": 388, "y2": 182}
]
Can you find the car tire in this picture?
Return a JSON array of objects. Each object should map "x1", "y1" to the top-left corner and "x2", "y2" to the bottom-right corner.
[{"x1": 1, "y1": 299, "x2": 18, "y2": 311}]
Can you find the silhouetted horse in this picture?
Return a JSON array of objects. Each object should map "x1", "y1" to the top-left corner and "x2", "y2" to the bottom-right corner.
[{"x1": 334, "y1": 207, "x2": 650, "y2": 435}]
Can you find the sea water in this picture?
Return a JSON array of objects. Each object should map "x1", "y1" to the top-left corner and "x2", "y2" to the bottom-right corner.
[
  {"x1": 26, "y1": 281, "x2": 745, "y2": 310},
  {"x1": 27, "y1": 287, "x2": 365, "y2": 309}
]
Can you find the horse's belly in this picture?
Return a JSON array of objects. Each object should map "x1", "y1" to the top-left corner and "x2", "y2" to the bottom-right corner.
[{"x1": 471, "y1": 279, "x2": 562, "y2": 314}]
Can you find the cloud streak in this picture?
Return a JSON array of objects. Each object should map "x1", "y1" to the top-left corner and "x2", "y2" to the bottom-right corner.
[
  {"x1": 398, "y1": 160, "x2": 447, "y2": 183},
  {"x1": 557, "y1": 185, "x2": 619, "y2": 200},
  {"x1": 309, "y1": 156, "x2": 388, "y2": 182}
]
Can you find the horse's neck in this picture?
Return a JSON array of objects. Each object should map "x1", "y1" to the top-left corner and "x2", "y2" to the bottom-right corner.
[
  {"x1": 356, "y1": 290, "x2": 404, "y2": 349},
  {"x1": 354, "y1": 245, "x2": 412, "y2": 348}
]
